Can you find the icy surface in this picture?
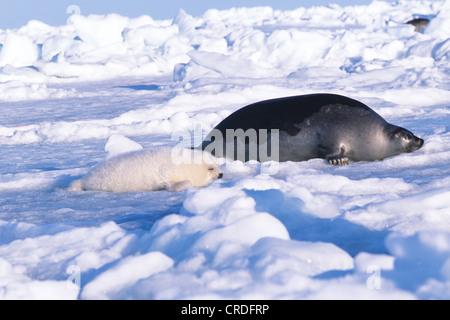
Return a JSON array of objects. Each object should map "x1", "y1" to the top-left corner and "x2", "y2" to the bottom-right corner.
[{"x1": 0, "y1": 0, "x2": 449, "y2": 299}]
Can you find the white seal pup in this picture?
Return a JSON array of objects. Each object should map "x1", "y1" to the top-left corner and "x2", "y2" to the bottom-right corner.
[
  {"x1": 200, "y1": 93, "x2": 424, "y2": 165},
  {"x1": 69, "y1": 148, "x2": 223, "y2": 192}
]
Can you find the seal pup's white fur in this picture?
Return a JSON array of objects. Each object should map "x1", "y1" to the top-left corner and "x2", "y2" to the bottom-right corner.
[{"x1": 69, "y1": 148, "x2": 222, "y2": 192}]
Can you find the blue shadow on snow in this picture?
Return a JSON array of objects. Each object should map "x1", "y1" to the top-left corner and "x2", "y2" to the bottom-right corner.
[
  {"x1": 115, "y1": 84, "x2": 161, "y2": 91},
  {"x1": 244, "y1": 189, "x2": 389, "y2": 257}
]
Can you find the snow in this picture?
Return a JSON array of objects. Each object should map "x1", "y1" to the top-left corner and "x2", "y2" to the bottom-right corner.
[{"x1": 0, "y1": 0, "x2": 449, "y2": 300}]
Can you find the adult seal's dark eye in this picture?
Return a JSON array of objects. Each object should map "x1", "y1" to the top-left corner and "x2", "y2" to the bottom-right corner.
[{"x1": 405, "y1": 133, "x2": 412, "y2": 140}]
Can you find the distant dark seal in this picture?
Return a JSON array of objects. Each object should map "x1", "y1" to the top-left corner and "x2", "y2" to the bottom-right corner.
[
  {"x1": 406, "y1": 18, "x2": 429, "y2": 32},
  {"x1": 200, "y1": 93, "x2": 424, "y2": 165}
]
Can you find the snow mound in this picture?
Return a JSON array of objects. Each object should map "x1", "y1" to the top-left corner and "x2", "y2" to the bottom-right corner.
[{"x1": 0, "y1": 0, "x2": 444, "y2": 85}]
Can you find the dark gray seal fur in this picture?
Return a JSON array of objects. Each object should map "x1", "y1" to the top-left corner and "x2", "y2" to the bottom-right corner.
[{"x1": 200, "y1": 93, "x2": 424, "y2": 165}]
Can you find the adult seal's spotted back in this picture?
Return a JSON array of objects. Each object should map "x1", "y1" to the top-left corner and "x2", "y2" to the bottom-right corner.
[{"x1": 200, "y1": 93, "x2": 424, "y2": 165}]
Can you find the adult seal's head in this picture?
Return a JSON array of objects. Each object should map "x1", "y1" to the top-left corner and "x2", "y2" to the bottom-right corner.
[
  {"x1": 200, "y1": 93, "x2": 424, "y2": 165},
  {"x1": 382, "y1": 126, "x2": 424, "y2": 156}
]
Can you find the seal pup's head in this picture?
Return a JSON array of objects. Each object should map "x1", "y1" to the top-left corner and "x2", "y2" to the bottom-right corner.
[{"x1": 170, "y1": 149, "x2": 223, "y2": 188}]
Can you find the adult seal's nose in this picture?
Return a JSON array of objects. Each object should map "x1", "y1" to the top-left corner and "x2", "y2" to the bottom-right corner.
[{"x1": 418, "y1": 138, "x2": 424, "y2": 148}]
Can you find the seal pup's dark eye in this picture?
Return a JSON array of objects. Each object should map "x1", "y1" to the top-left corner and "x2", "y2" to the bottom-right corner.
[{"x1": 208, "y1": 167, "x2": 214, "y2": 171}]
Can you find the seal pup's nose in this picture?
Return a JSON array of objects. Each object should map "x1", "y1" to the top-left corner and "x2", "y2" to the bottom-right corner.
[{"x1": 218, "y1": 172, "x2": 223, "y2": 179}]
